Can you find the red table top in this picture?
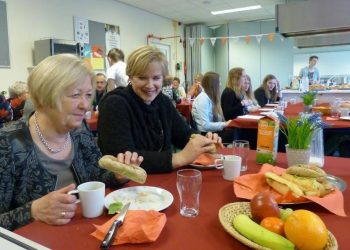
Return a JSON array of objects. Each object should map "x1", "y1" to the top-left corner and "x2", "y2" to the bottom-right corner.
[
  {"x1": 228, "y1": 103, "x2": 350, "y2": 129},
  {"x1": 176, "y1": 100, "x2": 192, "y2": 121},
  {"x1": 15, "y1": 152, "x2": 350, "y2": 250},
  {"x1": 86, "y1": 111, "x2": 98, "y2": 132}
]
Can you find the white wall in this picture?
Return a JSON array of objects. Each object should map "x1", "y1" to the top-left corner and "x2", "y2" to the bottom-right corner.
[
  {"x1": 0, "y1": 0, "x2": 184, "y2": 92},
  {"x1": 200, "y1": 26, "x2": 214, "y2": 74}
]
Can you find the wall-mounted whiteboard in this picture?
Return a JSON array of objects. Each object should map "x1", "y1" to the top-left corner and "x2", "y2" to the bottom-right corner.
[{"x1": 0, "y1": 1, "x2": 10, "y2": 67}]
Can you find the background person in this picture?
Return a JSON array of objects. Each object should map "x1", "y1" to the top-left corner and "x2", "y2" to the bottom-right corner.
[
  {"x1": 162, "y1": 76, "x2": 181, "y2": 106},
  {"x1": 106, "y1": 48, "x2": 129, "y2": 91},
  {"x1": 0, "y1": 54, "x2": 142, "y2": 231},
  {"x1": 241, "y1": 75, "x2": 260, "y2": 112},
  {"x1": 8, "y1": 81, "x2": 29, "y2": 121},
  {"x1": 172, "y1": 77, "x2": 186, "y2": 99},
  {"x1": 0, "y1": 93, "x2": 12, "y2": 128},
  {"x1": 299, "y1": 55, "x2": 320, "y2": 85},
  {"x1": 221, "y1": 67, "x2": 248, "y2": 120},
  {"x1": 98, "y1": 46, "x2": 221, "y2": 174},
  {"x1": 192, "y1": 72, "x2": 231, "y2": 133},
  {"x1": 187, "y1": 73, "x2": 203, "y2": 99},
  {"x1": 92, "y1": 73, "x2": 107, "y2": 110},
  {"x1": 254, "y1": 74, "x2": 282, "y2": 107}
]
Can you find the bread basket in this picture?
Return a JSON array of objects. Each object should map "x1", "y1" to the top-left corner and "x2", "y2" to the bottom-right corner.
[{"x1": 312, "y1": 106, "x2": 331, "y2": 116}]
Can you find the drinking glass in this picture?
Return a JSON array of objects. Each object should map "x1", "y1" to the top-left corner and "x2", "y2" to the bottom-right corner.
[
  {"x1": 232, "y1": 140, "x2": 250, "y2": 171},
  {"x1": 176, "y1": 169, "x2": 202, "y2": 217}
]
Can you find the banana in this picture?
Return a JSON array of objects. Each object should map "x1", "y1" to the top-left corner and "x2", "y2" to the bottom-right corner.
[{"x1": 232, "y1": 214, "x2": 295, "y2": 250}]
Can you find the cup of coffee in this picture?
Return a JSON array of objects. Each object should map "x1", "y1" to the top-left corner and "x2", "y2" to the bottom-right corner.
[
  {"x1": 68, "y1": 181, "x2": 105, "y2": 218},
  {"x1": 215, "y1": 155, "x2": 242, "y2": 181}
]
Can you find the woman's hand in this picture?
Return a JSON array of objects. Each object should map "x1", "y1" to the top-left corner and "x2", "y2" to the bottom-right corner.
[
  {"x1": 114, "y1": 151, "x2": 144, "y2": 180},
  {"x1": 224, "y1": 120, "x2": 232, "y2": 127},
  {"x1": 31, "y1": 184, "x2": 78, "y2": 226},
  {"x1": 172, "y1": 133, "x2": 221, "y2": 168}
]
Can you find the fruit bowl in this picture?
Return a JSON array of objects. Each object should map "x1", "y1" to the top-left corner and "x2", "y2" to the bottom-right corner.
[{"x1": 218, "y1": 202, "x2": 338, "y2": 250}]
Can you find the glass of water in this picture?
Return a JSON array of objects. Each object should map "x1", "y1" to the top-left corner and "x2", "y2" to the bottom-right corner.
[{"x1": 232, "y1": 140, "x2": 250, "y2": 171}]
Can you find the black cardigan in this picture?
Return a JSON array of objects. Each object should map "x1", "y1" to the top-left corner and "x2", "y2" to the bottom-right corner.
[
  {"x1": 97, "y1": 85, "x2": 192, "y2": 174},
  {"x1": 221, "y1": 87, "x2": 244, "y2": 120},
  {"x1": 254, "y1": 87, "x2": 280, "y2": 107}
]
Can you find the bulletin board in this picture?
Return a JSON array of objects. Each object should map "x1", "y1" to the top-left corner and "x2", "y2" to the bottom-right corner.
[
  {"x1": 74, "y1": 16, "x2": 120, "y2": 71},
  {"x1": 0, "y1": 1, "x2": 10, "y2": 67}
]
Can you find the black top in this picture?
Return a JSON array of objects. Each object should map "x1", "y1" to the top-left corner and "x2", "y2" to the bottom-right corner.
[
  {"x1": 221, "y1": 87, "x2": 244, "y2": 120},
  {"x1": 254, "y1": 87, "x2": 280, "y2": 107},
  {"x1": 97, "y1": 85, "x2": 193, "y2": 173}
]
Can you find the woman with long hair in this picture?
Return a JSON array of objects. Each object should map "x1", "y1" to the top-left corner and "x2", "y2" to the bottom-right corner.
[
  {"x1": 221, "y1": 67, "x2": 249, "y2": 120},
  {"x1": 242, "y1": 75, "x2": 260, "y2": 112},
  {"x1": 192, "y1": 72, "x2": 231, "y2": 132},
  {"x1": 254, "y1": 74, "x2": 282, "y2": 107}
]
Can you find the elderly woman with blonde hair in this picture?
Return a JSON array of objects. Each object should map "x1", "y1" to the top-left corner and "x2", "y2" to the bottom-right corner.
[
  {"x1": 98, "y1": 45, "x2": 222, "y2": 174},
  {"x1": 0, "y1": 54, "x2": 142, "y2": 230}
]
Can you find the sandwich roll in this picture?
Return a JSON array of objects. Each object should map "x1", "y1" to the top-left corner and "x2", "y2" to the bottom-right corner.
[
  {"x1": 99, "y1": 155, "x2": 147, "y2": 184},
  {"x1": 190, "y1": 134, "x2": 220, "y2": 154},
  {"x1": 286, "y1": 164, "x2": 326, "y2": 178},
  {"x1": 265, "y1": 172, "x2": 304, "y2": 197}
]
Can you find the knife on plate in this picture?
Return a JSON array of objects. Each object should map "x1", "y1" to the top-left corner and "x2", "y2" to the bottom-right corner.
[{"x1": 100, "y1": 202, "x2": 131, "y2": 250}]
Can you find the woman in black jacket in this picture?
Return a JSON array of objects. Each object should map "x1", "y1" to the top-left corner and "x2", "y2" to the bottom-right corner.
[{"x1": 254, "y1": 74, "x2": 282, "y2": 107}]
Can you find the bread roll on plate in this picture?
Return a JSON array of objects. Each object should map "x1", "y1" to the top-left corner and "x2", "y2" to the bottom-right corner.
[{"x1": 99, "y1": 155, "x2": 147, "y2": 184}]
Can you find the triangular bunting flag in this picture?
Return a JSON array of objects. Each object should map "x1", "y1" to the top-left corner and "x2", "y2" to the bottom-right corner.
[
  {"x1": 256, "y1": 35, "x2": 263, "y2": 44},
  {"x1": 220, "y1": 37, "x2": 228, "y2": 45},
  {"x1": 199, "y1": 37, "x2": 205, "y2": 45},
  {"x1": 267, "y1": 33, "x2": 275, "y2": 42},
  {"x1": 189, "y1": 38, "x2": 195, "y2": 47},
  {"x1": 245, "y1": 35, "x2": 251, "y2": 45},
  {"x1": 210, "y1": 37, "x2": 217, "y2": 46}
]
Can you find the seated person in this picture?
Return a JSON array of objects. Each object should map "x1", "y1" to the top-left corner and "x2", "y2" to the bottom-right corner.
[
  {"x1": 162, "y1": 75, "x2": 181, "y2": 106},
  {"x1": 254, "y1": 74, "x2": 282, "y2": 107},
  {"x1": 172, "y1": 77, "x2": 186, "y2": 99},
  {"x1": 192, "y1": 72, "x2": 231, "y2": 133},
  {"x1": 242, "y1": 75, "x2": 260, "y2": 112},
  {"x1": 92, "y1": 72, "x2": 107, "y2": 110},
  {"x1": 221, "y1": 67, "x2": 248, "y2": 120},
  {"x1": 187, "y1": 73, "x2": 203, "y2": 99},
  {"x1": 0, "y1": 94, "x2": 12, "y2": 128},
  {"x1": 0, "y1": 54, "x2": 142, "y2": 231},
  {"x1": 8, "y1": 81, "x2": 29, "y2": 120},
  {"x1": 98, "y1": 46, "x2": 221, "y2": 174}
]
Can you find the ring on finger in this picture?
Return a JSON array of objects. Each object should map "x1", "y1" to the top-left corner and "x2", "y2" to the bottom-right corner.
[{"x1": 60, "y1": 211, "x2": 67, "y2": 218}]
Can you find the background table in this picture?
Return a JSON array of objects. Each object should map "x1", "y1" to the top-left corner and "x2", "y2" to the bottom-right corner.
[
  {"x1": 176, "y1": 99, "x2": 192, "y2": 121},
  {"x1": 15, "y1": 152, "x2": 350, "y2": 250}
]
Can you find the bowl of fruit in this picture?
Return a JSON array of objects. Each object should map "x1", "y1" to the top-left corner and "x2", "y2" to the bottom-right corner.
[{"x1": 218, "y1": 192, "x2": 337, "y2": 250}]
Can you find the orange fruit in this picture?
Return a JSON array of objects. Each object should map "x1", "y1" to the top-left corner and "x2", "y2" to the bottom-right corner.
[
  {"x1": 284, "y1": 210, "x2": 328, "y2": 250},
  {"x1": 260, "y1": 217, "x2": 285, "y2": 236}
]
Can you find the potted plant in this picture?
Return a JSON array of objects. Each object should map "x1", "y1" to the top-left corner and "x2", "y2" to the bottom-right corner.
[
  {"x1": 277, "y1": 112, "x2": 325, "y2": 167},
  {"x1": 300, "y1": 91, "x2": 317, "y2": 113}
]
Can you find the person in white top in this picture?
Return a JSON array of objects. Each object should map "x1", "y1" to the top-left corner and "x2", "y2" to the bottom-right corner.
[
  {"x1": 192, "y1": 72, "x2": 231, "y2": 133},
  {"x1": 172, "y1": 77, "x2": 186, "y2": 99},
  {"x1": 106, "y1": 48, "x2": 128, "y2": 91},
  {"x1": 241, "y1": 75, "x2": 260, "y2": 112}
]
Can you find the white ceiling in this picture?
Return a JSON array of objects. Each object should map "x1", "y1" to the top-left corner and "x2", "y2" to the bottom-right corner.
[{"x1": 116, "y1": 0, "x2": 290, "y2": 26}]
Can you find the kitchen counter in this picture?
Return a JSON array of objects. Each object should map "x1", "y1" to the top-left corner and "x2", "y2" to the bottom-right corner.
[{"x1": 281, "y1": 89, "x2": 350, "y2": 103}]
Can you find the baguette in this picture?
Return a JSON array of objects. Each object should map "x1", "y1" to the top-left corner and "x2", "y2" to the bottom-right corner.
[
  {"x1": 265, "y1": 172, "x2": 304, "y2": 197},
  {"x1": 99, "y1": 155, "x2": 147, "y2": 184},
  {"x1": 286, "y1": 164, "x2": 326, "y2": 178}
]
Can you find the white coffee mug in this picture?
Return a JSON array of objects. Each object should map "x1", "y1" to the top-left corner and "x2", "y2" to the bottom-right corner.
[
  {"x1": 215, "y1": 155, "x2": 242, "y2": 181},
  {"x1": 68, "y1": 181, "x2": 105, "y2": 218}
]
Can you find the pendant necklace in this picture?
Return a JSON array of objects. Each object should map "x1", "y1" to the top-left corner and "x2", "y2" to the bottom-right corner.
[{"x1": 34, "y1": 112, "x2": 70, "y2": 154}]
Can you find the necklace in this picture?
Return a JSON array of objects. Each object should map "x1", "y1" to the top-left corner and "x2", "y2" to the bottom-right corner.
[{"x1": 34, "y1": 112, "x2": 70, "y2": 154}]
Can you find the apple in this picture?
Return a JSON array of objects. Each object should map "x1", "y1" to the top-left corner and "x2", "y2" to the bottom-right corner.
[{"x1": 250, "y1": 192, "x2": 280, "y2": 223}]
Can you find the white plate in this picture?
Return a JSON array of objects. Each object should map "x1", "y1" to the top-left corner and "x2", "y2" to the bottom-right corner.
[
  {"x1": 237, "y1": 115, "x2": 264, "y2": 120},
  {"x1": 104, "y1": 186, "x2": 174, "y2": 211}
]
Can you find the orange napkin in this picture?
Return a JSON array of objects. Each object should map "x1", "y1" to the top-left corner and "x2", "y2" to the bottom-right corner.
[
  {"x1": 192, "y1": 153, "x2": 216, "y2": 166},
  {"x1": 234, "y1": 164, "x2": 347, "y2": 217},
  {"x1": 91, "y1": 210, "x2": 166, "y2": 245}
]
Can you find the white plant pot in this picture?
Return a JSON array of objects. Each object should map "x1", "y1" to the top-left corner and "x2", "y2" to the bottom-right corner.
[{"x1": 285, "y1": 144, "x2": 311, "y2": 167}]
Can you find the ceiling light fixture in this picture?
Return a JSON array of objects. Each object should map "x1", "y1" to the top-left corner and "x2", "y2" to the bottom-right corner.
[{"x1": 211, "y1": 5, "x2": 262, "y2": 15}]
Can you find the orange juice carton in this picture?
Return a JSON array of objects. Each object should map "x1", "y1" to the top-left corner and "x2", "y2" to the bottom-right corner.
[{"x1": 256, "y1": 114, "x2": 279, "y2": 164}]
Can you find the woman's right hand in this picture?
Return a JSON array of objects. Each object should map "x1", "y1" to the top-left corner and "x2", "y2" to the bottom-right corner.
[
  {"x1": 31, "y1": 184, "x2": 78, "y2": 225},
  {"x1": 172, "y1": 134, "x2": 214, "y2": 168}
]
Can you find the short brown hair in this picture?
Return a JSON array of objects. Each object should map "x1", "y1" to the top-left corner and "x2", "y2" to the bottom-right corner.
[{"x1": 107, "y1": 48, "x2": 125, "y2": 62}]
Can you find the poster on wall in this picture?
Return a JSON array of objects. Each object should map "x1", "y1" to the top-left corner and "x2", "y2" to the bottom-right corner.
[
  {"x1": 105, "y1": 24, "x2": 120, "y2": 53},
  {"x1": 74, "y1": 16, "x2": 89, "y2": 44},
  {"x1": 149, "y1": 40, "x2": 171, "y2": 66},
  {"x1": 91, "y1": 45, "x2": 104, "y2": 70}
]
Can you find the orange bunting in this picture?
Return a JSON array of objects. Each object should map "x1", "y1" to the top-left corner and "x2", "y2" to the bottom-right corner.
[
  {"x1": 267, "y1": 33, "x2": 275, "y2": 42},
  {"x1": 199, "y1": 37, "x2": 205, "y2": 45},
  {"x1": 245, "y1": 36, "x2": 251, "y2": 45},
  {"x1": 220, "y1": 37, "x2": 228, "y2": 45}
]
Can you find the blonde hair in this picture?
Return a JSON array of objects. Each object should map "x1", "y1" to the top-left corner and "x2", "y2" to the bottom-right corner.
[
  {"x1": 261, "y1": 74, "x2": 278, "y2": 101},
  {"x1": 201, "y1": 72, "x2": 223, "y2": 120},
  {"x1": 8, "y1": 81, "x2": 28, "y2": 98},
  {"x1": 226, "y1": 67, "x2": 244, "y2": 98},
  {"x1": 28, "y1": 54, "x2": 94, "y2": 111},
  {"x1": 126, "y1": 45, "x2": 168, "y2": 78},
  {"x1": 194, "y1": 73, "x2": 203, "y2": 83},
  {"x1": 107, "y1": 48, "x2": 125, "y2": 62},
  {"x1": 244, "y1": 75, "x2": 255, "y2": 100}
]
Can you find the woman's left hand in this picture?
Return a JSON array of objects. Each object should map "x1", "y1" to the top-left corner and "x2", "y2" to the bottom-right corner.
[{"x1": 205, "y1": 132, "x2": 222, "y2": 144}]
